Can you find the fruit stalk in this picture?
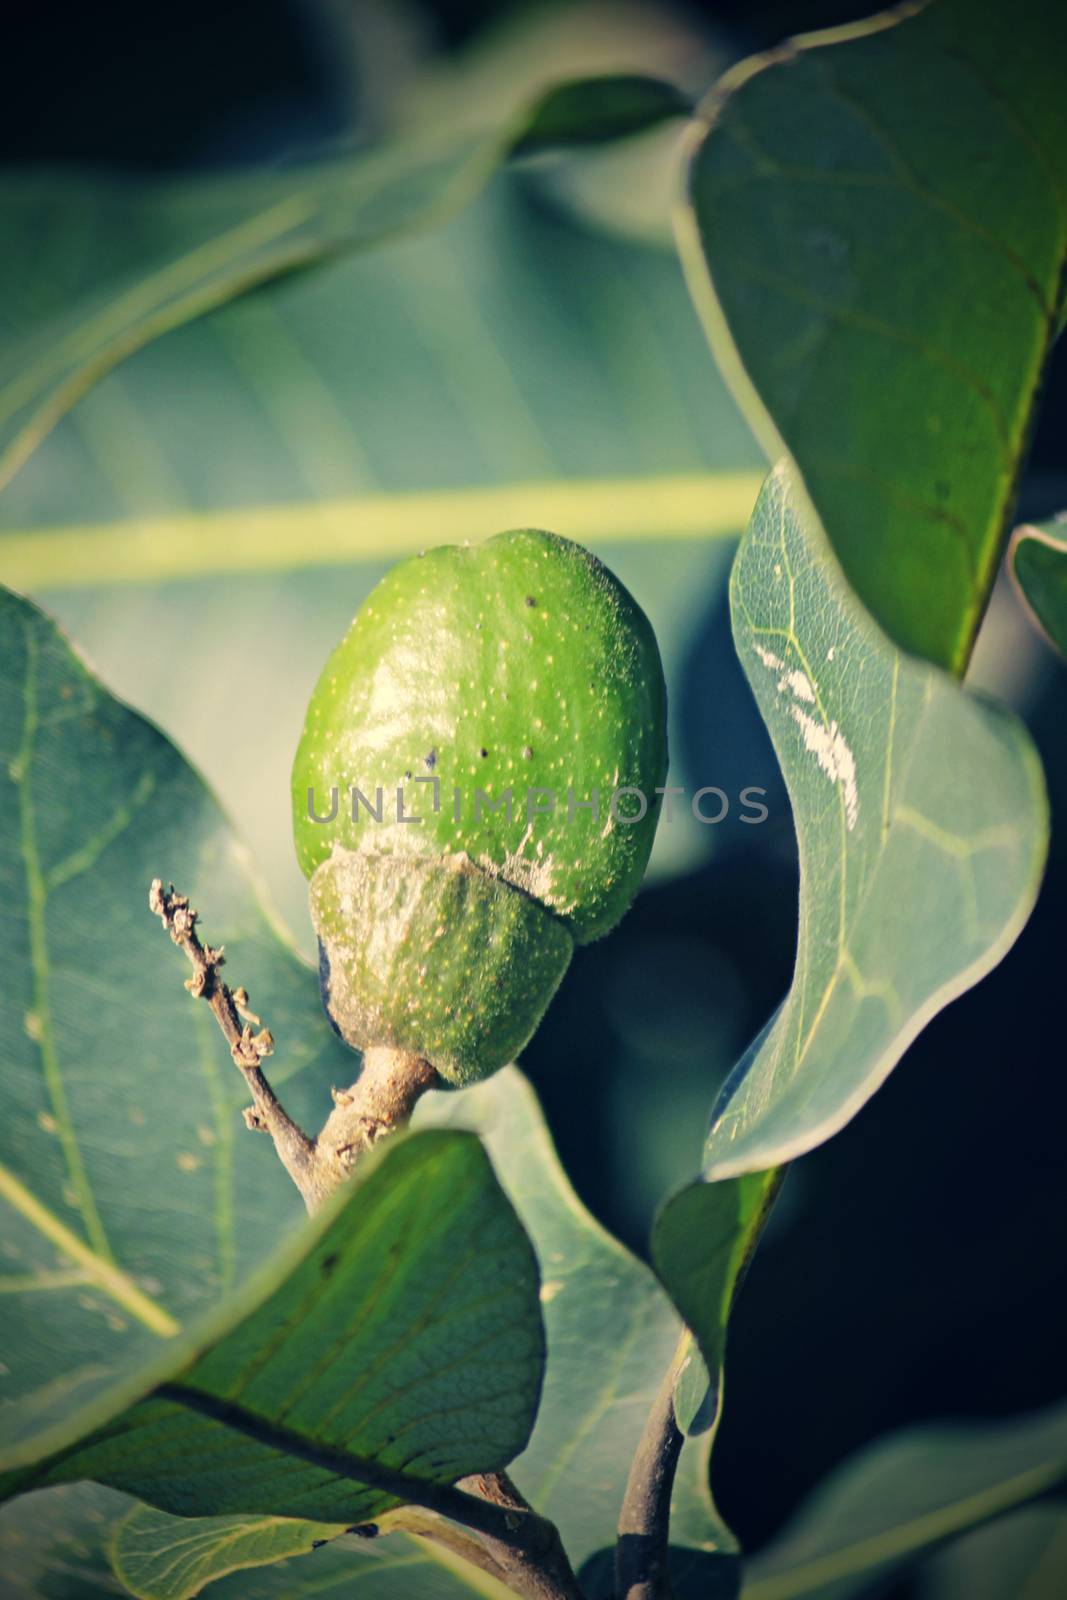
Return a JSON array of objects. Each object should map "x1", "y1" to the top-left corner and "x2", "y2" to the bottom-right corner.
[{"x1": 304, "y1": 1045, "x2": 438, "y2": 1208}]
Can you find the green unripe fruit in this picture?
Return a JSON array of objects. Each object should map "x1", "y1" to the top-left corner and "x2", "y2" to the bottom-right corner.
[{"x1": 293, "y1": 528, "x2": 667, "y2": 1085}]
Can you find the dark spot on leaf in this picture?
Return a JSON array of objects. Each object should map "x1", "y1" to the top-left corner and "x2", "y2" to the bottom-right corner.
[
  {"x1": 424, "y1": 749, "x2": 437, "y2": 770},
  {"x1": 348, "y1": 1524, "x2": 379, "y2": 1539},
  {"x1": 320, "y1": 1252, "x2": 339, "y2": 1276},
  {"x1": 525, "y1": 595, "x2": 537, "y2": 607},
  {"x1": 479, "y1": 747, "x2": 489, "y2": 758},
  {"x1": 522, "y1": 746, "x2": 534, "y2": 759}
]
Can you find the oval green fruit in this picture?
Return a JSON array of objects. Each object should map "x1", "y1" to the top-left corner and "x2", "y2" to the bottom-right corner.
[{"x1": 294, "y1": 528, "x2": 668, "y2": 1084}]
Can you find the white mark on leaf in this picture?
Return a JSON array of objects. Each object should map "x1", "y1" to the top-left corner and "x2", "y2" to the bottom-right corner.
[
  {"x1": 753, "y1": 639, "x2": 858, "y2": 829},
  {"x1": 790, "y1": 707, "x2": 859, "y2": 830},
  {"x1": 778, "y1": 669, "x2": 815, "y2": 703},
  {"x1": 754, "y1": 644, "x2": 785, "y2": 672}
]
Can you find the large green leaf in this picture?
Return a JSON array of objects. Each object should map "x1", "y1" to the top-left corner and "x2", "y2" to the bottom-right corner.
[
  {"x1": 690, "y1": 463, "x2": 1043, "y2": 1178},
  {"x1": 0, "y1": 75, "x2": 686, "y2": 495},
  {"x1": 2, "y1": 1126, "x2": 544, "y2": 1522},
  {"x1": 0, "y1": 1069, "x2": 736, "y2": 1599},
  {"x1": 0, "y1": 583, "x2": 357, "y2": 1468},
  {"x1": 740, "y1": 1399, "x2": 1067, "y2": 1600},
  {"x1": 1010, "y1": 515, "x2": 1067, "y2": 660},
  {"x1": 652, "y1": 463, "x2": 1046, "y2": 1436},
  {"x1": 677, "y1": 0, "x2": 1067, "y2": 671}
]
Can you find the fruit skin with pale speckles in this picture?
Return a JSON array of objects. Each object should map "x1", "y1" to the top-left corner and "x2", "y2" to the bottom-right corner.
[{"x1": 293, "y1": 528, "x2": 667, "y2": 1084}]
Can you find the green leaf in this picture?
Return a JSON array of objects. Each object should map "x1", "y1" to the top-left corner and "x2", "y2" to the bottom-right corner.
[
  {"x1": 653, "y1": 462, "x2": 1047, "y2": 1434},
  {"x1": 697, "y1": 463, "x2": 1044, "y2": 1177},
  {"x1": 0, "y1": 1483, "x2": 518, "y2": 1599},
  {"x1": 109, "y1": 1505, "x2": 348, "y2": 1600},
  {"x1": 0, "y1": 74, "x2": 686, "y2": 495},
  {"x1": 97, "y1": 1066, "x2": 743, "y2": 1597},
  {"x1": 741, "y1": 1399, "x2": 1067, "y2": 1600},
  {"x1": 2, "y1": 1127, "x2": 544, "y2": 1522},
  {"x1": 1010, "y1": 516, "x2": 1067, "y2": 659},
  {"x1": 99, "y1": 1067, "x2": 739, "y2": 1596},
  {"x1": 0, "y1": 583, "x2": 356, "y2": 1470},
  {"x1": 677, "y1": 0, "x2": 1067, "y2": 671},
  {"x1": 0, "y1": 1068, "x2": 734, "y2": 1598},
  {"x1": 652, "y1": 1162, "x2": 781, "y2": 1435}
]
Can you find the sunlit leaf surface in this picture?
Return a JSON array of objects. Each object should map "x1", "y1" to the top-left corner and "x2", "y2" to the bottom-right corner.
[{"x1": 678, "y1": 0, "x2": 1067, "y2": 669}]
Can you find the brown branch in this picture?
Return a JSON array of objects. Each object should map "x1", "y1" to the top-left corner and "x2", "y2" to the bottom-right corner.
[
  {"x1": 149, "y1": 879, "x2": 437, "y2": 1211},
  {"x1": 149, "y1": 879, "x2": 321, "y2": 1203},
  {"x1": 455, "y1": 1471, "x2": 585, "y2": 1600},
  {"x1": 615, "y1": 1363, "x2": 684, "y2": 1600},
  {"x1": 618, "y1": 1167, "x2": 786, "y2": 1598}
]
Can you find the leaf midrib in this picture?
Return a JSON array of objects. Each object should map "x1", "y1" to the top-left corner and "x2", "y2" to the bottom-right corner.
[
  {"x1": 0, "y1": 1162, "x2": 178, "y2": 1337},
  {"x1": 17, "y1": 625, "x2": 112, "y2": 1262},
  {"x1": 0, "y1": 472, "x2": 762, "y2": 591},
  {"x1": 742, "y1": 1455, "x2": 1067, "y2": 1600}
]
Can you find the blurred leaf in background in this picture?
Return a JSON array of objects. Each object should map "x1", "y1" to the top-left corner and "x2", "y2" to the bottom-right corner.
[
  {"x1": 0, "y1": 176, "x2": 765, "y2": 940},
  {"x1": 0, "y1": 0, "x2": 725, "y2": 496},
  {"x1": 915, "y1": 1501, "x2": 1067, "y2": 1600},
  {"x1": 741, "y1": 1401, "x2": 1067, "y2": 1600}
]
